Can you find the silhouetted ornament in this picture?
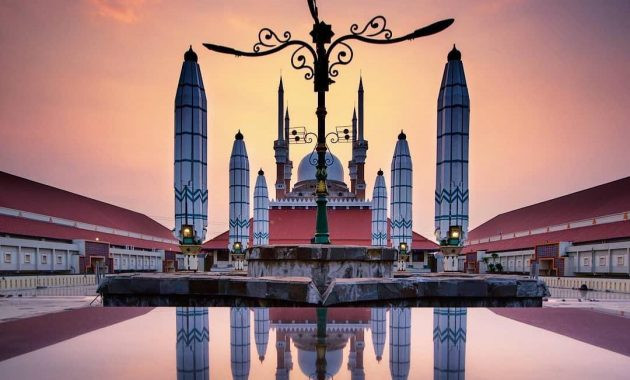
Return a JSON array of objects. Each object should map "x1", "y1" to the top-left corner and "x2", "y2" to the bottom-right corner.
[
  {"x1": 378, "y1": 169, "x2": 384, "y2": 176},
  {"x1": 258, "y1": 169, "x2": 264, "y2": 175},
  {"x1": 184, "y1": 45, "x2": 198, "y2": 62},
  {"x1": 398, "y1": 130, "x2": 406, "y2": 140},
  {"x1": 235, "y1": 130, "x2": 244, "y2": 140},
  {"x1": 447, "y1": 44, "x2": 461, "y2": 61}
]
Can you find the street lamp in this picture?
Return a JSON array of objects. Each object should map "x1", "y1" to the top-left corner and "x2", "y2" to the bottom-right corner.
[
  {"x1": 204, "y1": 0, "x2": 453, "y2": 244},
  {"x1": 398, "y1": 242, "x2": 409, "y2": 272},
  {"x1": 232, "y1": 241, "x2": 245, "y2": 271}
]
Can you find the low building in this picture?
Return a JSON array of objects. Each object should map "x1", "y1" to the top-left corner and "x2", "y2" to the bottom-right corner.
[
  {"x1": 463, "y1": 177, "x2": 630, "y2": 277},
  {"x1": 0, "y1": 171, "x2": 181, "y2": 274}
]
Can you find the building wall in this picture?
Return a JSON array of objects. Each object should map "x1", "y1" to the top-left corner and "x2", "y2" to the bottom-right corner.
[
  {"x1": 0, "y1": 236, "x2": 80, "y2": 274},
  {"x1": 110, "y1": 247, "x2": 164, "y2": 272},
  {"x1": 566, "y1": 241, "x2": 630, "y2": 277}
]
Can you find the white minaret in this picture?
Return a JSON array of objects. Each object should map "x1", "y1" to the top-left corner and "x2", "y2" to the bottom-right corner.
[
  {"x1": 253, "y1": 170, "x2": 270, "y2": 245},
  {"x1": 230, "y1": 307, "x2": 251, "y2": 380},
  {"x1": 371, "y1": 170, "x2": 388, "y2": 246},
  {"x1": 229, "y1": 131, "x2": 250, "y2": 270},
  {"x1": 433, "y1": 308, "x2": 467, "y2": 380},
  {"x1": 389, "y1": 308, "x2": 411, "y2": 380},
  {"x1": 176, "y1": 307, "x2": 209, "y2": 380},
  {"x1": 391, "y1": 131, "x2": 413, "y2": 270},
  {"x1": 254, "y1": 308, "x2": 270, "y2": 362},
  {"x1": 371, "y1": 307, "x2": 386, "y2": 362},
  {"x1": 435, "y1": 45, "x2": 470, "y2": 271},
  {"x1": 174, "y1": 46, "x2": 208, "y2": 255}
]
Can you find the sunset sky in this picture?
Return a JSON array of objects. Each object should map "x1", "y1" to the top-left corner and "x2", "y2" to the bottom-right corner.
[{"x1": 0, "y1": 0, "x2": 628, "y2": 240}]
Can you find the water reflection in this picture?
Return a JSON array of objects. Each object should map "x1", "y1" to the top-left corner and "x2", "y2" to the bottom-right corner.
[
  {"x1": 174, "y1": 307, "x2": 469, "y2": 380},
  {"x1": 176, "y1": 307, "x2": 209, "y2": 380}
]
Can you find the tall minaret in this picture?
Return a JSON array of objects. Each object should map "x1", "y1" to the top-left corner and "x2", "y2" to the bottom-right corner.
[
  {"x1": 433, "y1": 308, "x2": 467, "y2": 380},
  {"x1": 230, "y1": 307, "x2": 251, "y2": 380},
  {"x1": 253, "y1": 169, "x2": 270, "y2": 245},
  {"x1": 435, "y1": 45, "x2": 470, "y2": 254},
  {"x1": 390, "y1": 131, "x2": 413, "y2": 253},
  {"x1": 371, "y1": 308, "x2": 386, "y2": 362},
  {"x1": 176, "y1": 307, "x2": 209, "y2": 380},
  {"x1": 283, "y1": 108, "x2": 293, "y2": 192},
  {"x1": 254, "y1": 308, "x2": 270, "y2": 362},
  {"x1": 371, "y1": 170, "x2": 388, "y2": 246},
  {"x1": 389, "y1": 308, "x2": 411, "y2": 380},
  {"x1": 273, "y1": 78, "x2": 288, "y2": 199},
  {"x1": 174, "y1": 46, "x2": 208, "y2": 245},
  {"x1": 349, "y1": 108, "x2": 358, "y2": 193},
  {"x1": 354, "y1": 78, "x2": 368, "y2": 199},
  {"x1": 229, "y1": 131, "x2": 250, "y2": 269}
]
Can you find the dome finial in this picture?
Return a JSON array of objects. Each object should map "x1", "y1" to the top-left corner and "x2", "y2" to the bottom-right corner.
[
  {"x1": 258, "y1": 168, "x2": 264, "y2": 176},
  {"x1": 447, "y1": 44, "x2": 461, "y2": 61},
  {"x1": 184, "y1": 45, "x2": 198, "y2": 62},
  {"x1": 235, "y1": 130, "x2": 243, "y2": 140},
  {"x1": 377, "y1": 168, "x2": 383, "y2": 176},
  {"x1": 398, "y1": 130, "x2": 406, "y2": 140}
]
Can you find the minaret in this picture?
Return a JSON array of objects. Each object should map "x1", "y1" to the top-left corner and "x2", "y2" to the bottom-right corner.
[
  {"x1": 176, "y1": 307, "x2": 209, "y2": 380},
  {"x1": 389, "y1": 308, "x2": 411, "y2": 380},
  {"x1": 273, "y1": 78, "x2": 288, "y2": 199},
  {"x1": 174, "y1": 46, "x2": 208, "y2": 245},
  {"x1": 229, "y1": 131, "x2": 250, "y2": 270},
  {"x1": 349, "y1": 108, "x2": 358, "y2": 193},
  {"x1": 253, "y1": 169, "x2": 270, "y2": 245},
  {"x1": 371, "y1": 170, "x2": 388, "y2": 246},
  {"x1": 354, "y1": 78, "x2": 368, "y2": 199},
  {"x1": 433, "y1": 308, "x2": 467, "y2": 380},
  {"x1": 254, "y1": 308, "x2": 270, "y2": 362},
  {"x1": 435, "y1": 45, "x2": 470, "y2": 264},
  {"x1": 283, "y1": 108, "x2": 293, "y2": 192},
  {"x1": 371, "y1": 308, "x2": 386, "y2": 362},
  {"x1": 230, "y1": 307, "x2": 251, "y2": 380},
  {"x1": 391, "y1": 131, "x2": 413, "y2": 254}
]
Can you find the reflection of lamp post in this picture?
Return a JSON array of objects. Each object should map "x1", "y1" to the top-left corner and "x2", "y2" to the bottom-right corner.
[
  {"x1": 315, "y1": 307, "x2": 328, "y2": 380},
  {"x1": 204, "y1": 0, "x2": 453, "y2": 244}
]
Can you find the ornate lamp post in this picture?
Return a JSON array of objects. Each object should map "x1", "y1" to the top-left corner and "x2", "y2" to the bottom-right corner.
[{"x1": 204, "y1": 0, "x2": 453, "y2": 244}]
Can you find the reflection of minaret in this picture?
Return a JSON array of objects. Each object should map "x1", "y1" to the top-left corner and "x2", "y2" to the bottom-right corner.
[
  {"x1": 435, "y1": 46, "x2": 470, "y2": 246},
  {"x1": 389, "y1": 308, "x2": 411, "y2": 380},
  {"x1": 433, "y1": 308, "x2": 467, "y2": 380},
  {"x1": 230, "y1": 307, "x2": 251, "y2": 380},
  {"x1": 371, "y1": 308, "x2": 386, "y2": 361},
  {"x1": 176, "y1": 307, "x2": 209, "y2": 380},
  {"x1": 349, "y1": 108, "x2": 358, "y2": 193},
  {"x1": 275, "y1": 331, "x2": 292, "y2": 380},
  {"x1": 391, "y1": 132, "x2": 413, "y2": 250},
  {"x1": 273, "y1": 78, "x2": 288, "y2": 199},
  {"x1": 174, "y1": 46, "x2": 208, "y2": 243},
  {"x1": 253, "y1": 170, "x2": 270, "y2": 245},
  {"x1": 354, "y1": 78, "x2": 368, "y2": 199},
  {"x1": 229, "y1": 131, "x2": 250, "y2": 265},
  {"x1": 348, "y1": 329, "x2": 366, "y2": 380},
  {"x1": 371, "y1": 170, "x2": 388, "y2": 246},
  {"x1": 254, "y1": 308, "x2": 270, "y2": 362}
]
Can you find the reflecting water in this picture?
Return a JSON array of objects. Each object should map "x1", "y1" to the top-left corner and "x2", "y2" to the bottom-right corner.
[{"x1": 0, "y1": 307, "x2": 629, "y2": 379}]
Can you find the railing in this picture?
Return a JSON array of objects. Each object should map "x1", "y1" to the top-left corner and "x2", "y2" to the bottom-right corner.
[
  {"x1": 0, "y1": 274, "x2": 97, "y2": 291},
  {"x1": 541, "y1": 276, "x2": 630, "y2": 294}
]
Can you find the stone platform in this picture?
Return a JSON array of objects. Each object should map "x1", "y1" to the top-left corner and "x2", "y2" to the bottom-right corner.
[{"x1": 98, "y1": 272, "x2": 550, "y2": 307}]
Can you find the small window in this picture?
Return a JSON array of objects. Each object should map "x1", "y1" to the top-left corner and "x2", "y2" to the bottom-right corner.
[
  {"x1": 24, "y1": 254, "x2": 31, "y2": 263},
  {"x1": 599, "y1": 257, "x2": 606, "y2": 266},
  {"x1": 583, "y1": 257, "x2": 590, "y2": 266},
  {"x1": 617, "y1": 256, "x2": 625, "y2": 266},
  {"x1": 42, "y1": 255, "x2": 48, "y2": 264},
  {"x1": 4, "y1": 253, "x2": 12, "y2": 263},
  {"x1": 56, "y1": 255, "x2": 63, "y2": 264}
]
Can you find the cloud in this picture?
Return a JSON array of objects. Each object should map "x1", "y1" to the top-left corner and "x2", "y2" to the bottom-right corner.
[{"x1": 91, "y1": 0, "x2": 148, "y2": 23}]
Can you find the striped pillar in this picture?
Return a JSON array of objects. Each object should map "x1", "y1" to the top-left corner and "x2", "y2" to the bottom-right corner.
[
  {"x1": 433, "y1": 308, "x2": 467, "y2": 380},
  {"x1": 229, "y1": 131, "x2": 250, "y2": 269},
  {"x1": 371, "y1": 307, "x2": 386, "y2": 362},
  {"x1": 176, "y1": 307, "x2": 209, "y2": 380},
  {"x1": 254, "y1": 307, "x2": 270, "y2": 362},
  {"x1": 371, "y1": 170, "x2": 388, "y2": 246},
  {"x1": 435, "y1": 45, "x2": 470, "y2": 246},
  {"x1": 230, "y1": 307, "x2": 251, "y2": 380},
  {"x1": 389, "y1": 308, "x2": 411, "y2": 380},
  {"x1": 253, "y1": 170, "x2": 270, "y2": 245},
  {"x1": 174, "y1": 46, "x2": 208, "y2": 245}
]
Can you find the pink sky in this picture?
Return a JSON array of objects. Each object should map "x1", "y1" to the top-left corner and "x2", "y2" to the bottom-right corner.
[{"x1": 0, "y1": 0, "x2": 628, "y2": 240}]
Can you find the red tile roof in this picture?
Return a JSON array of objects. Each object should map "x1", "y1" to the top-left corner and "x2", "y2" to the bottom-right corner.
[
  {"x1": 0, "y1": 171, "x2": 175, "y2": 241},
  {"x1": 202, "y1": 208, "x2": 438, "y2": 250},
  {"x1": 468, "y1": 176, "x2": 630, "y2": 240}
]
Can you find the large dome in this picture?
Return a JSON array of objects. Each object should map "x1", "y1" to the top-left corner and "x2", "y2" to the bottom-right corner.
[
  {"x1": 297, "y1": 151, "x2": 344, "y2": 183},
  {"x1": 297, "y1": 348, "x2": 343, "y2": 378}
]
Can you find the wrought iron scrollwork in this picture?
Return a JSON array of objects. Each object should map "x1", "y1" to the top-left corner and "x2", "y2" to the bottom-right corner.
[
  {"x1": 328, "y1": 41, "x2": 353, "y2": 78},
  {"x1": 291, "y1": 46, "x2": 314, "y2": 80},
  {"x1": 350, "y1": 15, "x2": 392, "y2": 39},
  {"x1": 253, "y1": 28, "x2": 291, "y2": 52},
  {"x1": 289, "y1": 127, "x2": 316, "y2": 144},
  {"x1": 308, "y1": 147, "x2": 335, "y2": 167}
]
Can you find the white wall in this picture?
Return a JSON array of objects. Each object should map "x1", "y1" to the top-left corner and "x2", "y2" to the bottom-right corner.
[{"x1": 0, "y1": 236, "x2": 80, "y2": 273}]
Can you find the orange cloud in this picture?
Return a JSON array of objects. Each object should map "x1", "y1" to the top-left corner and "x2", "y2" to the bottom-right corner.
[{"x1": 91, "y1": 0, "x2": 148, "y2": 23}]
